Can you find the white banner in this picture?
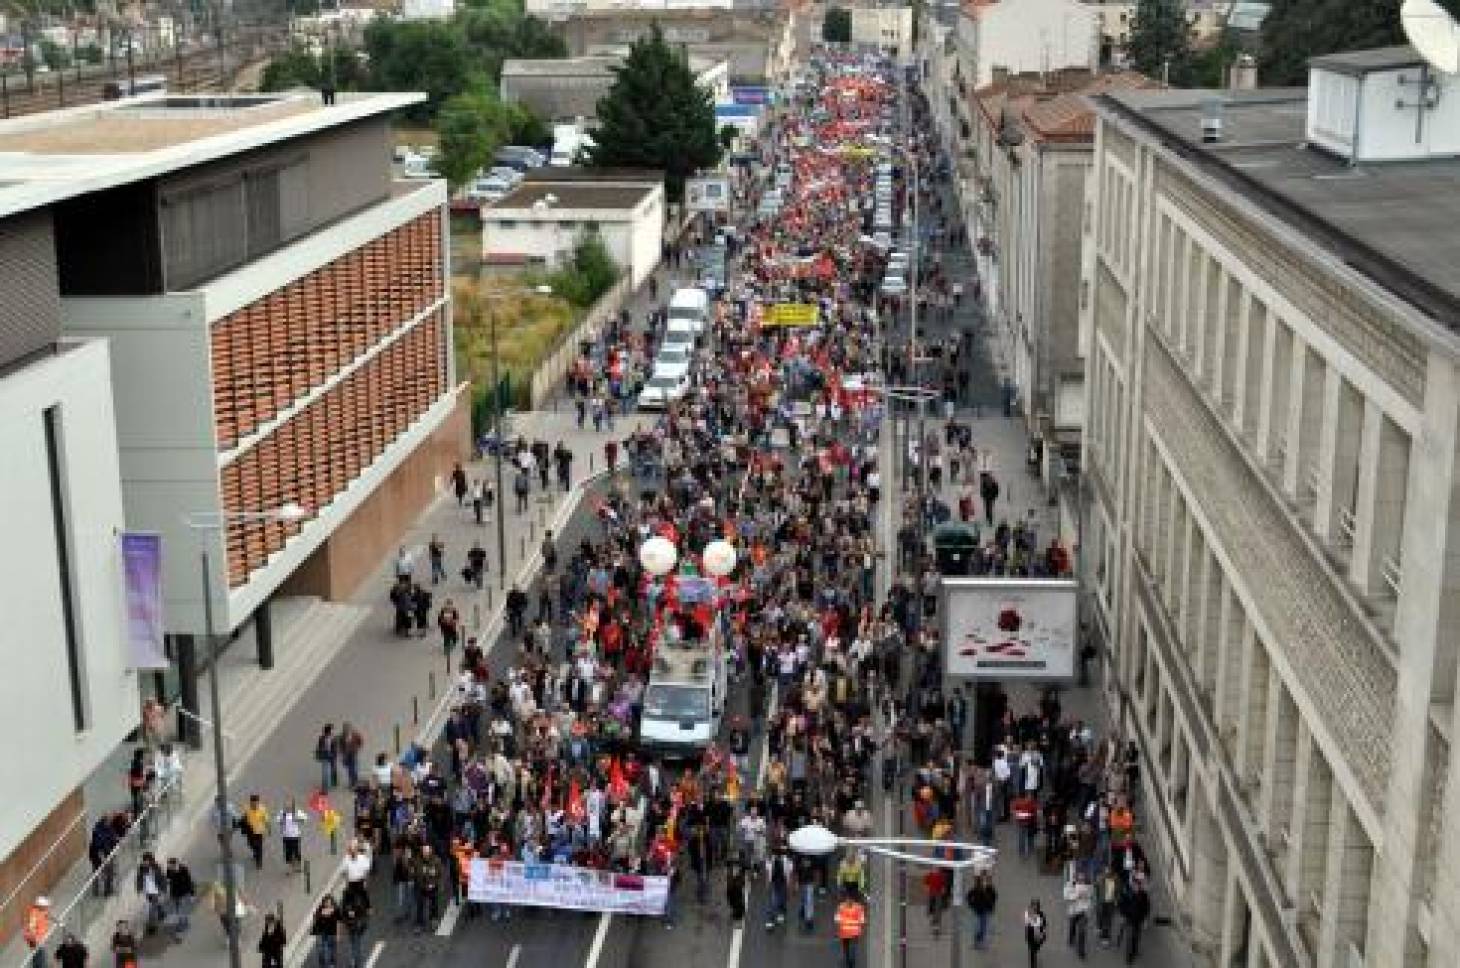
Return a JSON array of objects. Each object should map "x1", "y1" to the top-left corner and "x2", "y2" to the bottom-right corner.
[
  {"x1": 467, "y1": 859, "x2": 669, "y2": 915},
  {"x1": 942, "y1": 578, "x2": 1077, "y2": 679}
]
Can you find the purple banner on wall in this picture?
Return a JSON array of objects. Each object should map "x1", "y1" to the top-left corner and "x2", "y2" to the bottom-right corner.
[{"x1": 121, "y1": 532, "x2": 168, "y2": 670}]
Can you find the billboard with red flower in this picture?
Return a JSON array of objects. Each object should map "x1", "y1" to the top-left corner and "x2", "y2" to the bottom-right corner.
[{"x1": 941, "y1": 578, "x2": 1077, "y2": 679}]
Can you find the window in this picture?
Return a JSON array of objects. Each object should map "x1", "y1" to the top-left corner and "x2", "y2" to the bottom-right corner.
[
  {"x1": 584, "y1": 221, "x2": 601, "y2": 233},
  {"x1": 44, "y1": 406, "x2": 88, "y2": 732},
  {"x1": 558, "y1": 220, "x2": 577, "y2": 229},
  {"x1": 496, "y1": 220, "x2": 518, "y2": 229}
]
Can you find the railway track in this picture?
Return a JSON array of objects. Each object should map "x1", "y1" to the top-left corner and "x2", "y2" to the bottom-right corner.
[{"x1": 0, "y1": 29, "x2": 289, "y2": 120}]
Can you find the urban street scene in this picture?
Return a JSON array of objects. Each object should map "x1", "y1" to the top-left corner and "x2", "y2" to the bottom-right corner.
[{"x1": 1, "y1": 1, "x2": 1458, "y2": 968}]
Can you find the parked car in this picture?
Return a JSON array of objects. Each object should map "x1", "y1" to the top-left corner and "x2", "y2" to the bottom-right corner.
[{"x1": 881, "y1": 274, "x2": 908, "y2": 296}]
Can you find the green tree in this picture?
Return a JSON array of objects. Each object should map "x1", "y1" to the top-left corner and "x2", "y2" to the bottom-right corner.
[
  {"x1": 365, "y1": 19, "x2": 482, "y2": 120},
  {"x1": 506, "y1": 100, "x2": 551, "y2": 146},
  {"x1": 719, "y1": 123, "x2": 738, "y2": 151},
  {"x1": 823, "y1": 6, "x2": 852, "y2": 44},
  {"x1": 260, "y1": 44, "x2": 321, "y2": 91},
  {"x1": 1125, "y1": 0, "x2": 1195, "y2": 84},
  {"x1": 586, "y1": 25, "x2": 721, "y2": 203},
  {"x1": 548, "y1": 233, "x2": 620, "y2": 307},
  {"x1": 1258, "y1": 0, "x2": 1403, "y2": 86},
  {"x1": 1189, "y1": 25, "x2": 1239, "y2": 88},
  {"x1": 435, "y1": 91, "x2": 513, "y2": 190}
]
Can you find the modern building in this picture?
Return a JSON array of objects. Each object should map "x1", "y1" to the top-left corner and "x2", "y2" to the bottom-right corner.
[
  {"x1": 970, "y1": 69, "x2": 1153, "y2": 454},
  {"x1": 0, "y1": 220, "x2": 134, "y2": 941},
  {"x1": 1080, "y1": 46, "x2": 1460, "y2": 968},
  {"x1": 954, "y1": 0, "x2": 1098, "y2": 91},
  {"x1": 0, "y1": 90, "x2": 461, "y2": 730},
  {"x1": 851, "y1": 5, "x2": 914, "y2": 59},
  {"x1": 481, "y1": 169, "x2": 664, "y2": 288},
  {"x1": 501, "y1": 53, "x2": 729, "y2": 123},
  {"x1": 552, "y1": 7, "x2": 797, "y2": 83}
]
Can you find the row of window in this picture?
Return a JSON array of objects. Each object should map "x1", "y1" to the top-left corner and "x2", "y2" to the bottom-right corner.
[{"x1": 491, "y1": 220, "x2": 602, "y2": 231}]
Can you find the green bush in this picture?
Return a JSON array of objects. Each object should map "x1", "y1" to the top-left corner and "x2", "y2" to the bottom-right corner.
[{"x1": 546, "y1": 233, "x2": 620, "y2": 308}]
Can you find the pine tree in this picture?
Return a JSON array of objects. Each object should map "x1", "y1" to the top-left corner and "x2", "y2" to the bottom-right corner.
[
  {"x1": 1258, "y1": 0, "x2": 1404, "y2": 86},
  {"x1": 1125, "y1": 0, "x2": 1195, "y2": 84},
  {"x1": 586, "y1": 25, "x2": 722, "y2": 203}
]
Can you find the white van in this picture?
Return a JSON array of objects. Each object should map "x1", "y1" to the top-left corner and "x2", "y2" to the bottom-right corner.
[
  {"x1": 668, "y1": 288, "x2": 711, "y2": 332},
  {"x1": 638, "y1": 642, "x2": 728, "y2": 758}
]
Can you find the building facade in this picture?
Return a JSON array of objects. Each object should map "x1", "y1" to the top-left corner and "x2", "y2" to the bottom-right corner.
[
  {"x1": 482, "y1": 172, "x2": 664, "y2": 288},
  {"x1": 955, "y1": 0, "x2": 1099, "y2": 90},
  {"x1": 502, "y1": 54, "x2": 729, "y2": 123},
  {"x1": 1080, "y1": 50, "x2": 1460, "y2": 968},
  {"x1": 0, "y1": 210, "x2": 134, "y2": 939},
  {"x1": 553, "y1": 7, "x2": 796, "y2": 83},
  {"x1": 0, "y1": 91, "x2": 463, "y2": 724},
  {"x1": 851, "y1": 6, "x2": 914, "y2": 58}
]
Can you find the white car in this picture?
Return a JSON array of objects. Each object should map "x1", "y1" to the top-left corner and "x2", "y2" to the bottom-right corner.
[
  {"x1": 465, "y1": 175, "x2": 514, "y2": 203},
  {"x1": 487, "y1": 166, "x2": 525, "y2": 186},
  {"x1": 638, "y1": 371, "x2": 691, "y2": 410},
  {"x1": 882, "y1": 275, "x2": 908, "y2": 296},
  {"x1": 653, "y1": 344, "x2": 694, "y2": 374}
]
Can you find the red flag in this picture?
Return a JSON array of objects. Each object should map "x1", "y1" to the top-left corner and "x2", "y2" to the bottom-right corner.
[
  {"x1": 609, "y1": 757, "x2": 630, "y2": 803},
  {"x1": 567, "y1": 780, "x2": 586, "y2": 823}
]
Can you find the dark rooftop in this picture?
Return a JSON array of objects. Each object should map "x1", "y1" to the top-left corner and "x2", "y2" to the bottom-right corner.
[
  {"x1": 486, "y1": 181, "x2": 657, "y2": 212},
  {"x1": 1099, "y1": 87, "x2": 1460, "y2": 329},
  {"x1": 522, "y1": 167, "x2": 664, "y2": 184},
  {"x1": 1308, "y1": 44, "x2": 1425, "y2": 77}
]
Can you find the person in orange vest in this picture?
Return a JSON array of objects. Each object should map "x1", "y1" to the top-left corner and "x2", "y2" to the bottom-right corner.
[
  {"x1": 23, "y1": 896, "x2": 51, "y2": 968},
  {"x1": 451, "y1": 837, "x2": 474, "y2": 914},
  {"x1": 834, "y1": 889, "x2": 866, "y2": 968}
]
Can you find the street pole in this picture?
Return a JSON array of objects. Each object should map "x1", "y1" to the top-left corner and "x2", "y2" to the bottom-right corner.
[
  {"x1": 949, "y1": 866, "x2": 963, "y2": 968},
  {"x1": 491, "y1": 308, "x2": 507, "y2": 590},
  {"x1": 199, "y1": 545, "x2": 243, "y2": 968}
]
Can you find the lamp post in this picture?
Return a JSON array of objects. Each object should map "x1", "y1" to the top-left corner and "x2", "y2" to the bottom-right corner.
[
  {"x1": 480, "y1": 285, "x2": 553, "y2": 590},
  {"x1": 789, "y1": 823, "x2": 995, "y2": 968},
  {"x1": 181, "y1": 501, "x2": 308, "y2": 968}
]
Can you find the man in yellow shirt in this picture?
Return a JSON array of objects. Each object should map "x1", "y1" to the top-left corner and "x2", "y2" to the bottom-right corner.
[{"x1": 242, "y1": 794, "x2": 270, "y2": 870}]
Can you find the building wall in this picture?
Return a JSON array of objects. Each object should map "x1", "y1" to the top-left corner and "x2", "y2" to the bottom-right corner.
[
  {"x1": 971, "y1": 0, "x2": 1097, "y2": 88},
  {"x1": 63, "y1": 181, "x2": 453, "y2": 635},
  {"x1": 1081, "y1": 111, "x2": 1460, "y2": 968},
  {"x1": 851, "y1": 7, "x2": 913, "y2": 56},
  {"x1": 0, "y1": 339, "x2": 134, "y2": 871},
  {"x1": 0, "y1": 790, "x2": 85, "y2": 946},
  {"x1": 0, "y1": 211, "x2": 62, "y2": 366},
  {"x1": 485, "y1": 218, "x2": 633, "y2": 273}
]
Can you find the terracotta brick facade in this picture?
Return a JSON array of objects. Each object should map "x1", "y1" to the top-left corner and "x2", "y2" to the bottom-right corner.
[
  {"x1": 0, "y1": 789, "x2": 84, "y2": 947},
  {"x1": 219, "y1": 309, "x2": 450, "y2": 587}
]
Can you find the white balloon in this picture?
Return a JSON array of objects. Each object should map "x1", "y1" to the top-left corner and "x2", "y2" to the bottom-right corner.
[
  {"x1": 702, "y1": 539, "x2": 738, "y2": 578},
  {"x1": 639, "y1": 535, "x2": 678, "y2": 576}
]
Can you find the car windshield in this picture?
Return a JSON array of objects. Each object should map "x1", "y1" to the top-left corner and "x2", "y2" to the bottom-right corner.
[
  {"x1": 648, "y1": 376, "x2": 678, "y2": 390},
  {"x1": 658, "y1": 347, "x2": 689, "y2": 364},
  {"x1": 644, "y1": 685, "x2": 709, "y2": 720}
]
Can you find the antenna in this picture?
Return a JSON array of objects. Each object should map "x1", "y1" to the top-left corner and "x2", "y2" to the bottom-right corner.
[{"x1": 1402, "y1": 0, "x2": 1460, "y2": 74}]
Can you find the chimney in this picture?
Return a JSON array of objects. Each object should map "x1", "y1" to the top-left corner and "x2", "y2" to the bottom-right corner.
[
  {"x1": 1200, "y1": 97, "x2": 1223, "y2": 143},
  {"x1": 1229, "y1": 53, "x2": 1257, "y2": 91}
]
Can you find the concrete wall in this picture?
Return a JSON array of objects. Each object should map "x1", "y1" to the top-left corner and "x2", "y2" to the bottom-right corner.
[
  {"x1": 970, "y1": 0, "x2": 1097, "y2": 88},
  {"x1": 0, "y1": 340, "x2": 134, "y2": 877}
]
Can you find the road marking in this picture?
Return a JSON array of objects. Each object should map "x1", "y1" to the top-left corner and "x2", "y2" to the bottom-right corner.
[
  {"x1": 727, "y1": 924, "x2": 744, "y2": 968},
  {"x1": 584, "y1": 913, "x2": 613, "y2": 968},
  {"x1": 880, "y1": 789, "x2": 895, "y2": 968},
  {"x1": 506, "y1": 944, "x2": 522, "y2": 968},
  {"x1": 435, "y1": 899, "x2": 461, "y2": 937},
  {"x1": 364, "y1": 941, "x2": 386, "y2": 968}
]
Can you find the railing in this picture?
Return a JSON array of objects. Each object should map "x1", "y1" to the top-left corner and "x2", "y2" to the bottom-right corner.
[
  {"x1": 18, "y1": 772, "x2": 186, "y2": 968},
  {"x1": 0, "y1": 813, "x2": 87, "y2": 942}
]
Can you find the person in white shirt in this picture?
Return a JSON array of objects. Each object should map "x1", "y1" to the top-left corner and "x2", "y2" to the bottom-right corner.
[
  {"x1": 276, "y1": 800, "x2": 308, "y2": 873},
  {"x1": 1019, "y1": 745, "x2": 1044, "y2": 795}
]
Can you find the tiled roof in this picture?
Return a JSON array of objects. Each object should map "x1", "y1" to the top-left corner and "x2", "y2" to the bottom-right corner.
[{"x1": 973, "y1": 70, "x2": 1157, "y2": 143}]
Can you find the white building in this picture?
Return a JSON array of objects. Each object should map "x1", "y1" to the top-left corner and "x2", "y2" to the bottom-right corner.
[
  {"x1": 1083, "y1": 0, "x2": 1233, "y2": 63},
  {"x1": 502, "y1": 53, "x2": 729, "y2": 123},
  {"x1": 402, "y1": 0, "x2": 455, "y2": 19},
  {"x1": 852, "y1": 6, "x2": 914, "y2": 58},
  {"x1": 957, "y1": 0, "x2": 1098, "y2": 89},
  {"x1": 482, "y1": 172, "x2": 664, "y2": 288},
  {"x1": 0, "y1": 215, "x2": 134, "y2": 939},
  {"x1": 1080, "y1": 46, "x2": 1460, "y2": 968}
]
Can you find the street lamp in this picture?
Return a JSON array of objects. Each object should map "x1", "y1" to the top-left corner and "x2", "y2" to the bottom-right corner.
[
  {"x1": 181, "y1": 501, "x2": 308, "y2": 968},
  {"x1": 789, "y1": 822, "x2": 995, "y2": 968},
  {"x1": 481, "y1": 284, "x2": 553, "y2": 589}
]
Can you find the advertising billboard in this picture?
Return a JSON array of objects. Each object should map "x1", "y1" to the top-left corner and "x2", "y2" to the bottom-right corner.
[
  {"x1": 121, "y1": 531, "x2": 169, "y2": 670},
  {"x1": 942, "y1": 578, "x2": 1077, "y2": 679},
  {"x1": 685, "y1": 176, "x2": 730, "y2": 213}
]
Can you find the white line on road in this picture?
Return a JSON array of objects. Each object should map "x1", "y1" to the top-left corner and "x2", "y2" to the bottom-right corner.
[
  {"x1": 506, "y1": 944, "x2": 522, "y2": 968},
  {"x1": 727, "y1": 925, "x2": 744, "y2": 968},
  {"x1": 364, "y1": 941, "x2": 386, "y2": 968},
  {"x1": 435, "y1": 899, "x2": 461, "y2": 937},
  {"x1": 585, "y1": 913, "x2": 613, "y2": 968}
]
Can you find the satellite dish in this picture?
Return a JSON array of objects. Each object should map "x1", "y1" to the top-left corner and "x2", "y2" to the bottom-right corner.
[{"x1": 1402, "y1": 0, "x2": 1460, "y2": 74}]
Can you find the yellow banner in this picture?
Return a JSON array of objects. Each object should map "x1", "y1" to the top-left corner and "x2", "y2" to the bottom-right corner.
[{"x1": 763, "y1": 303, "x2": 820, "y2": 327}]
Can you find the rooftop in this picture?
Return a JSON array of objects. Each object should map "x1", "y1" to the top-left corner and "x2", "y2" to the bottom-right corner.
[
  {"x1": 0, "y1": 90, "x2": 424, "y2": 221},
  {"x1": 486, "y1": 181, "x2": 658, "y2": 213},
  {"x1": 504, "y1": 53, "x2": 721, "y2": 78},
  {"x1": 522, "y1": 166, "x2": 664, "y2": 184},
  {"x1": 1308, "y1": 43, "x2": 1425, "y2": 77},
  {"x1": 1098, "y1": 87, "x2": 1460, "y2": 329},
  {"x1": 977, "y1": 69, "x2": 1157, "y2": 142}
]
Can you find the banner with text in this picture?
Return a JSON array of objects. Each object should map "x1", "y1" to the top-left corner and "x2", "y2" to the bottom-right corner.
[
  {"x1": 467, "y1": 859, "x2": 669, "y2": 915},
  {"x1": 121, "y1": 532, "x2": 169, "y2": 670},
  {"x1": 685, "y1": 176, "x2": 730, "y2": 213}
]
